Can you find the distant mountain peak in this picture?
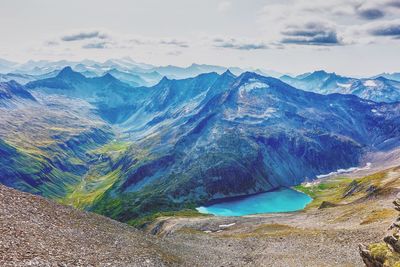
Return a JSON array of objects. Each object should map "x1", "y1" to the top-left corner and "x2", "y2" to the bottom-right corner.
[
  {"x1": 101, "y1": 73, "x2": 117, "y2": 81},
  {"x1": 160, "y1": 76, "x2": 170, "y2": 82},
  {"x1": 59, "y1": 66, "x2": 73, "y2": 74},
  {"x1": 313, "y1": 70, "x2": 329, "y2": 75},
  {"x1": 5, "y1": 79, "x2": 21, "y2": 87},
  {"x1": 238, "y1": 71, "x2": 263, "y2": 81},
  {"x1": 222, "y1": 69, "x2": 235, "y2": 77},
  {"x1": 309, "y1": 70, "x2": 330, "y2": 77},
  {"x1": 57, "y1": 66, "x2": 85, "y2": 80},
  {"x1": 375, "y1": 76, "x2": 390, "y2": 82}
]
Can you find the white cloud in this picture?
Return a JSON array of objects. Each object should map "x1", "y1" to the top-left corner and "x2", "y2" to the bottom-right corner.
[
  {"x1": 256, "y1": 0, "x2": 400, "y2": 46},
  {"x1": 213, "y1": 37, "x2": 268, "y2": 50}
]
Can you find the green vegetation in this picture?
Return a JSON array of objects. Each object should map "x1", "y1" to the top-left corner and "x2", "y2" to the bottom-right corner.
[
  {"x1": 0, "y1": 139, "x2": 82, "y2": 198},
  {"x1": 368, "y1": 243, "x2": 400, "y2": 267},
  {"x1": 295, "y1": 169, "x2": 397, "y2": 210},
  {"x1": 63, "y1": 168, "x2": 123, "y2": 208},
  {"x1": 90, "y1": 140, "x2": 131, "y2": 159},
  {"x1": 62, "y1": 141, "x2": 135, "y2": 208},
  {"x1": 294, "y1": 177, "x2": 352, "y2": 209}
]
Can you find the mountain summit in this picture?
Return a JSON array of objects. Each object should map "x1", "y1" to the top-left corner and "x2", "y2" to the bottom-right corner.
[{"x1": 56, "y1": 66, "x2": 85, "y2": 80}]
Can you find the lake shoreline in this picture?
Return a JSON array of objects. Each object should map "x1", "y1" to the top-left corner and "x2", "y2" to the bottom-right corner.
[{"x1": 196, "y1": 187, "x2": 312, "y2": 216}]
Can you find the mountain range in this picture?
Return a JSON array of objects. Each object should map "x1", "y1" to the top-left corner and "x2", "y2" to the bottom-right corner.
[
  {"x1": 281, "y1": 70, "x2": 400, "y2": 103},
  {"x1": 1, "y1": 63, "x2": 400, "y2": 223},
  {"x1": 0, "y1": 58, "x2": 283, "y2": 87}
]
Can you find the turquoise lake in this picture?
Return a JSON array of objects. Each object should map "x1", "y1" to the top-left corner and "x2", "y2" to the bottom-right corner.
[{"x1": 196, "y1": 188, "x2": 312, "y2": 216}]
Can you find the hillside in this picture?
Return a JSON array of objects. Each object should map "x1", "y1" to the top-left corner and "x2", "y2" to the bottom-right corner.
[
  {"x1": 0, "y1": 184, "x2": 178, "y2": 266},
  {"x1": 145, "y1": 165, "x2": 400, "y2": 266},
  {"x1": 360, "y1": 192, "x2": 400, "y2": 266},
  {"x1": 89, "y1": 72, "x2": 400, "y2": 222},
  {"x1": 5, "y1": 69, "x2": 400, "y2": 223}
]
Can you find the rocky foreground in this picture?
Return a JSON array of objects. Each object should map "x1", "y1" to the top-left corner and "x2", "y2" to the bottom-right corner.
[
  {"x1": 360, "y1": 193, "x2": 400, "y2": 266},
  {"x1": 0, "y1": 185, "x2": 178, "y2": 266}
]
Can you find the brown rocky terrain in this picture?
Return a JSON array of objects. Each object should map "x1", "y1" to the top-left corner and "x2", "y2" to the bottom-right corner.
[
  {"x1": 0, "y1": 185, "x2": 179, "y2": 267},
  {"x1": 146, "y1": 165, "x2": 400, "y2": 266}
]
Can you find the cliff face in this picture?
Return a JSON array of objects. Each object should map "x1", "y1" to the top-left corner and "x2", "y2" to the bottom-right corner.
[{"x1": 360, "y1": 193, "x2": 400, "y2": 266}]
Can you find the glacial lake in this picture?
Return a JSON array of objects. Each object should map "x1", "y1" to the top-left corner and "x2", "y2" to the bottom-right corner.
[{"x1": 196, "y1": 188, "x2": 312, "y2": 216}]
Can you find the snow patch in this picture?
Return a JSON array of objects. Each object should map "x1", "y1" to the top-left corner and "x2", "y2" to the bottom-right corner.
[
  {"x1": 219, "y1": 223, "x2": 236, "y2": 228},
  {"x1": 303, "y1": 181, "x2": 320, "y2": 188},
  {"x1": 363, "y1": 80, "x2": 377, "y2": 87},
  {"x1": 239, "y1": 79, "x2": 269, "y2": 95},
  {"x1": 316, "y1": 162, "x2": 372, "y2": 179},
  {"x1": 337, "y1": 82, "x2": 352, "y2": 89}
]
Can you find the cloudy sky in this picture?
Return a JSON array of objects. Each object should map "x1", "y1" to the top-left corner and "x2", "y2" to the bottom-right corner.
[{"x1": 0, "y1": 0, "x2": 399, "y2": 76}]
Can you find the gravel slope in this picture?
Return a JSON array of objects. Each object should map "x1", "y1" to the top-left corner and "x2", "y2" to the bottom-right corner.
[{"x1": 0, "y1": 185, "x2": 179, "y2": 267}]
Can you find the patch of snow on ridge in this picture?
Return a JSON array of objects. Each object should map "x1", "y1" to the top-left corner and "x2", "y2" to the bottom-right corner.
[
  {"x1": 316, "y1": 162, "x2": 372, "y2": 179},
  {"x1": 219, "y1": 223, "x2": 236, "y2": 228},
  {"x1": 239, "y1": 78, "x2": 269, "y2": 96},
  {"x1": 337, "y1": 82, "x2": 352, "y2": 89},
  {"x1": 363, "y1": 80, "x2": 377, "y2": 87}
]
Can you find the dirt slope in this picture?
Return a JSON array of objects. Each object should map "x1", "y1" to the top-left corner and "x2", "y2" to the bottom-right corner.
[{"x1": 0, "y1": 185, "x2": 179, "y2": 267}]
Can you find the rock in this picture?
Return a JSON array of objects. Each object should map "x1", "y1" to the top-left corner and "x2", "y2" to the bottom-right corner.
[
  {"x1": 318, "y1": 201, "x2": 338, "y2": 209},
  {"x1": 343, "y1": 180, "x2": 361, "y2": 198},
  {"x1": 358, "y1": 244, "x2": 381, "y2": 267},
  {"x1": 383, "y1": 234, "x2": 400, "y2": 253},
  {"x1": 149, "y1": 220, "x2": 167, "y2": 236},
  {"x1": 359, "y1": 193, "x2": 400, "y2": 266},
  {"x1": 393, "y1": 194, "x2": 400, "y2": 211}
]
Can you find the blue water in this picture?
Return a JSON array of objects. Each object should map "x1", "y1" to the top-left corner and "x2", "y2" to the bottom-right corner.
[{"x1": 196, "y1": 188, "x2": 312, "y2": 216}]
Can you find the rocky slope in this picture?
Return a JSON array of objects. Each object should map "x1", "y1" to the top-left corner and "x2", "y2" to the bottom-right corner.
[
  {"x1": 0, "y1": 184, "x2": 178, "y2": 266},
  {"x1": 0, "y1": 81, "x2": 36, "y2": 107},
  {"x1": 360, "y1": 193, "x2": 400, "y2": 266},
  {"x1": 147, "y1": 165, "x2": 400, "y2": 266}
]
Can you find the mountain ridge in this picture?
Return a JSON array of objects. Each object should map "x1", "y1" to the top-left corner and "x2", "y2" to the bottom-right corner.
[
  {"x1": 281, "y1": 70, "x2": 400, "y2": 103},
  {"x1": 3, "y1": 64, "x2": 400, "y2": 223}
]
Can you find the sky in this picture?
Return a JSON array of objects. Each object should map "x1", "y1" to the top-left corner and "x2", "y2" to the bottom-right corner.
[{"x1": 0, "y1": 0, "x2": 400, "y2": 76}]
